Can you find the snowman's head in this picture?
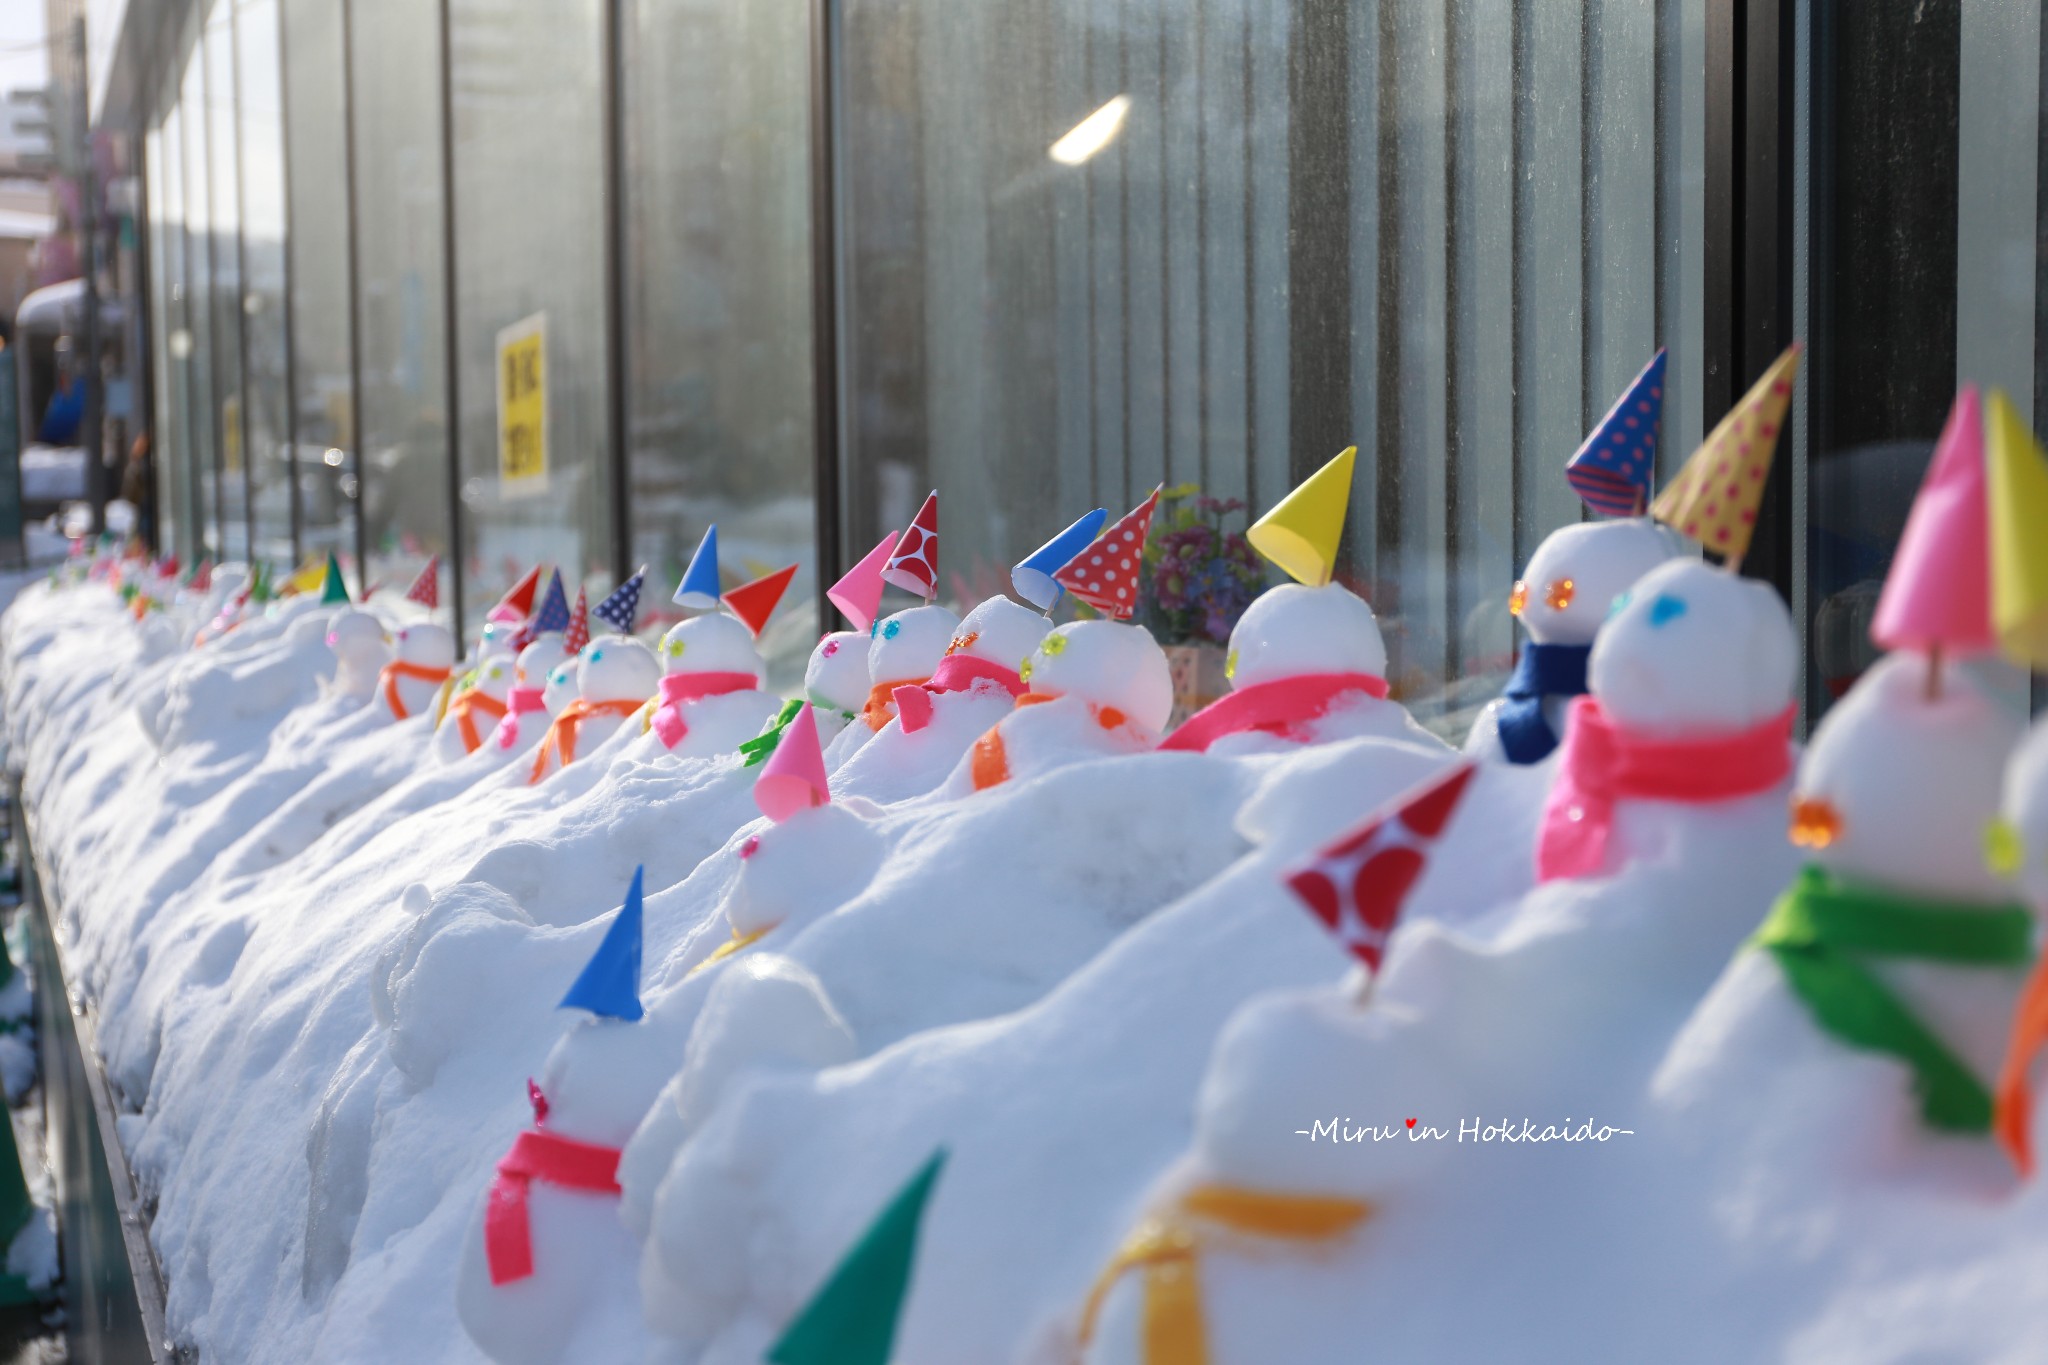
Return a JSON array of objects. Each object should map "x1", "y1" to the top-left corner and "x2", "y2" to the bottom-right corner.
[
  {"x1": 541, "y1": 660, "x2": 580, "y2": 716},
  {"x1": 1513, "y1": 520, "x2": 1682, "y2": 646},
  {"x1": 477, "y1": 616, "x2": 520, "y2": 660},
  {"x1": 867, "y1": 604, "x2": 960, "y2": 684},
  {"x1": 209, "y1": 564, "x2": 249, "y2": 604},
  {"x1": 324, "y1": 608, "x2": 389, "y2": 665},
  {"x1": 1022, "y1": 619, "x2": 1174, "y2": 732},
  {"x1": 471, "y1": 654, "x2": 515, "y2": 699},
  {"x1": 2001, "y1": 717, "x2": 2048, "y2": 910},
  {"x1": 1791, "y1": 651, "x2": 2022, "y2": 904},
  {"x1": 576, "y1": 636, "x2": 661, "y2": 705},
  {"x1": 536, "y1": 1015, "x2": 683, "y2": 1147},
  {"x1": 657, "y1": 613, "x2": 765, "y2": 683},
  {"x1": 805, "y1": 631, "x2": 873, "y2": 714},
  {"x1": 1225, "y1": 582, "x2": 1387, "y2": 691},
  {"x1": 949, "y1": 595, "x2": 1053, "y2": 675},
  {"x1": 1589, "y1": 559, "x2": 1796, "y2": 736},
  {"x1": 731, "y1": 803, "x2": 885, "y2": 937},
  {"x1": 515, "y1": 631, "x2": 570, "y2": 688},
  {"x1": 393, "y1": 621, "x2": 456, "y2": 669}
]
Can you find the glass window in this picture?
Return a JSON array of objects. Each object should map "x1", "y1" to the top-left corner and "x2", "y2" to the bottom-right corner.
[
  {"x1": 180, "y1": 39, "x2": 219, "y2": 558},
  {"x1": 205, "y1": 3, "x2": 250, "y2": 562},
  {"x1": 283, "y1": 0, "x2": 360, "y2": 581},
  {"x1": 834, "y1": 0, "x2": 1705, "y2": 734},
  {"x1": 622, "y1": 0, "x2": 816, "y2": 686},
  {"x1": 450, "y1": 0, "x2": 613, "y2": 624},
  {"x1": 350, "y1": 0, "x2": 452, "y2": 604},
  {"x1": 148, "y1": 107, "x2": 196, "y2": 560},
  {"x1": 238, "y1": 0, "x2": 294, "y2": 567}
]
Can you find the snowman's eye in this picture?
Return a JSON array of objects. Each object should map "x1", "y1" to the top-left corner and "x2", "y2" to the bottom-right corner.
[
  {"x1": 1543, "y1": 578, "x2": 1575, "y2": 611},
  {"x1": 1508, "y1": 581, "x2": 1529, "y2": 617},
  {"x1": 1019, "y1": 657, "x2": 1033, "y2": 683},
  {"x1": 589, "y1": 649, "x2": 604, "y2": 662},
  {"x1": 666, "y1": 638, "x2": 685, "y2": 656},
  {"x1": 1225, "y1": 649, "x2": 1238, "y2": 680},
  {"x1": 1608, "y1": 592, "x2": 1631, "y2": 619},
  {"x1": 1647, "y1": 594, "x2": 1687, "y2": 627},
  {"x1": 882, "y1": 620, "x2": 901, "y2": 640},
  {"x1": 1040, "y1": 634, "x2": 1068, "y2": 656},
  {"x1": 822, "y1": 639, "x2": 840, "y2": 657},
  {"x1": 1986, "y1": 818, "x2": 2026, "y2": 877}
]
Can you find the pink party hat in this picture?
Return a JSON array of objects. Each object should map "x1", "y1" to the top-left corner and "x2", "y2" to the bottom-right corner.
[
  {"x1": 1870, "y1": 385, "x2": 1997, "y2": 655},
  {"x1": 828, "y1": 533, "x2": 896, "y2": 632},
  {"x1": 754, "y1": 703, "x2": 830, "y2": 822}
]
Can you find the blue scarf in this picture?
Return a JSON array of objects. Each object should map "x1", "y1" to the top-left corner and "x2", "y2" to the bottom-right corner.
[{"x1": 1496, "y1": 642, "x2": 1591, "y2": 765}]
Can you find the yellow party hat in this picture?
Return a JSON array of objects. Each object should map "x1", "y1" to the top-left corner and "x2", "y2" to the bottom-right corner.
[
  {"x1": 283, "y1": 555, "x2": 327, "y2": 597},
  {"x1": 1247, "y1": 446, "x2": 1356, "y2": 586},
  {"x1": 1651, "y1": 343, "x2": 1802, "y2": 564},
  {"x1": 1985, "y1": 387, "x2": 2048, "y2": 668}
]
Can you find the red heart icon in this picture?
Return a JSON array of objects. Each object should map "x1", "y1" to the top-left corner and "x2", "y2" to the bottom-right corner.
[{"x1": 1405, "y1": 1118, "x2": 1416, "y2": 1129}]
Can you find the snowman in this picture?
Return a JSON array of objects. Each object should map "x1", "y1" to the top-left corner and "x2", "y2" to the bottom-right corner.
[
  {"x1": 1997, "y1": 717, "x2": 2048, "y2": 1169},
  {"x1": 643, "y1": 613, "x2": 780, "y2": 759},
  {"x1": 963, "y1": 619, "x2": 1172, "y2": 793},
  {"x1": 1463, "y1": 519, "x2": 1683, "y2": 763},
  {"x1": 528, "y1": 637, "x2": 661, "y2": 784},
  {"x1": 823, "y1": 603, "x2": 961, "y2": 769},
  {"x1": 1161, "y1": 581, "x2": 1445, "y2": 755},
  {"x1": 377, "y1": 621, "x2": 457, "y2": 722},
  {"x1": 437, "y1": 653, "x2": 516, "y2": 762},
  {"x1": 890, "y1": 594, "x2": 1047, "y2": 731},
  {"x1": 324, "y1": 609, "x2": 391, "y2": 700},
  {"x1": 488, "y1": 634, "x2": 573, "y2": 759},
  {"x1": 741, "y1": 629, "x2": 874, "y2": 769}
]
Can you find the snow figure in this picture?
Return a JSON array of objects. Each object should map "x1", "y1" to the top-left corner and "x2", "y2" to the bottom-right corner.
[
  {"x1": 1536, "y1": 557, "x2": 1799, "y2": 883},
  {"x1": 376, "y1": 622, "x2": 456, "y2": 722},
  {"x1": 965, "y1": 619, "x2": 1172, "y2": 792},
  {"x1": 741, "y1": 630, "x2": 873, "y2": 768},
  {"x1": 832, "y1": 604, "x2": 960, "y2": 766},
  {"x1": 323, "y1": 608, "x2": 390, "y2": 700},
  {"x1": 436, "y1": 653, "x2": 514, "y2": 762},
  {"x1": 643, "y1": 613, "x2": 779, "y2": 759},
  {"x1": 1994, "y1": 716, "x2": 2048, "y2": 1170},
  {"x1": 488, "y1": 633, "x2": 571, "y2": 758},
  {"x1": 887, "y1": 594, "x2": 1046, "y2": 733},
  {"x1": 1160, "y1": 581, "x2": 1445, "y2": 755},
  {"x1": 528, "y1": 637, "x2": 660, "y2": 783},
  {"x1": 1463, "y1": 519, "x2": 1682, "y2": 764},
  {"x1": 475, "y1": 614, "x2": 525, "y2": 666}
]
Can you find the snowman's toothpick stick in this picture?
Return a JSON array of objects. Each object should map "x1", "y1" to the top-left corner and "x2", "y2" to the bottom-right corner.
[{"x1": 1926, "y1": 642, "x2": 1944, "y2": 702}]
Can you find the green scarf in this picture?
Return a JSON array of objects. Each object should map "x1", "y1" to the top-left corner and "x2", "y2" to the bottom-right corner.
[
  {"x1": 737, "y1": 697, "x2": 855, "y2": 767},
  {"x1": 1754, "y1": 864, "x2": 2033, "y2": 1132}
]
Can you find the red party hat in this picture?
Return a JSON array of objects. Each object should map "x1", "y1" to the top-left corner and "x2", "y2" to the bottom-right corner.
[
  {"x1": 1052, "y1": 486, "x2": 1161, "y2": 620},
  {"x1": 490, "y1": 565, "x2": 542, "y2": 624},
  {"x1": 564, "y1": 586, "x2": 590, "y2": 654},
  {"x1": 404, "y1": 556, "x2": 441, "y2": 609},
  {"x1": 723, "y1": 564, "x2": 799, "y2": 638},
  {"x1": 881, "y1": 491, "x2": 939, "y2": 597}
]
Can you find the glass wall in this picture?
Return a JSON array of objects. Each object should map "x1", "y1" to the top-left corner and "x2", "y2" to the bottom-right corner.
[
  {"x1": 238, "y1": 0, "x2": 294, "y2": 566},
  {"x1": 179, "y1": 32, "x2": 219, "y2": 558},
  {"x1": 450, "y1": 0, "x2": 613, "y2": 626},
  {"x1": 351, "y1": 0, "x2": 452, "y2": 599},
  {"x1": 622, "y1": 0, "x2": 816, "y2": 686},
  {"x1": 205, "y1": 2, "x2": 249, "y2": 562},
  {"x1": 282, "y1": 0, "x2": 358, "y2": 581}
]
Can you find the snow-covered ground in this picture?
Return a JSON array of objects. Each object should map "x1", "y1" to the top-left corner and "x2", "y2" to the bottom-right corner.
[{"x1": 6, "y1": 561, "x2": 2048, "y2": 1363}]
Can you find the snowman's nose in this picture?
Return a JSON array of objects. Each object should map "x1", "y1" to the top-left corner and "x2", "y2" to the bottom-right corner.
[
  {"x1": 1508, "y1": 581, "x2": 1529, "y2": 617},
  {"x1": 1543, "y1": 578, "x2": 1576, "y2": 611},
  {"x1": 1789, "y1": 796, "x2": 1843, "y2": 849}
]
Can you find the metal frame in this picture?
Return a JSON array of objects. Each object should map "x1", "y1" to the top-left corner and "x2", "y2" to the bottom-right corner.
[
  {"x1": 276, "y1": 0, "x2": 304, "y2": 565},
  {"x1": 339, "y1": 0, "x2": 370, "y2": 587},
  {"x1": 603, "y1": 0, "x2": 632, "y2": 587},
  {"x1": 808, "y1": 0, "x2": 845, "y2": 635},
  {"x1": 230, "y1": 0, "x2": 259, "y2": 564},
  {"x1": 437, "y1": 0, "x2": 466, "y2": 642}
]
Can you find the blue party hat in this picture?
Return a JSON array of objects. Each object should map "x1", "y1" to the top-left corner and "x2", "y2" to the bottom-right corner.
[
  {"x1": 593, "y1": 566, "x2": 646, "y2": 634},
  {"x1": 558, "y1": 867, "x2": 645, "y2": 1022},
  {"x1": 1565, "y1": 350, "x2": 1665, "y2": 517},
  {"x1": 673, "y1": 525, "x2": 722, "y2": 610},
  {"x1": 1010, "y1": 508, "x2": 1108, "y2": 610},
  {"x1": 531, "y1": 570, "x2": 571, "y2": 634}
]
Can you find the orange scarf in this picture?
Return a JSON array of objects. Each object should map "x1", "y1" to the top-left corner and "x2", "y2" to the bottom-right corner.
[
  {"x1": 528, "y1": 697, "x2": 645, "y2": 784},
  {"x1": 379, "y1": 660, "x2": 453, "y2": 721},
  {"x1": 445, "y1": 687, "x2": 509, "y2": 754},
  {"x1": 969, "y1": 692, "x2": 1131, "y2": 791},
  {"x1": 862, "y1": 676, "x2": 928, "y2": 732}
]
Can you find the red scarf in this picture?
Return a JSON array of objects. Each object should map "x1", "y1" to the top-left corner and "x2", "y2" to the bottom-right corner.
[
  {"x1": 484, "y1": 1129, "x2": 622, "y2": 1285},
  {"x1": 649, "y1": 670, "x2": 759, "y2": 749},
  {"x1": 445, "y1": 687, "x2": 508, "y2": 753},
  {"x1": 528, "y1": 698, "x2": 644, "y2": 783},
  {"x1": 1158, "y1": 672, "x2": 1390, "y2": 753},
  {"x1": 894, "y1": 653, "x2": 1027, "y2": 733},
  {"x1": 378, "y1": 660, "x2": 452, "y2": 721},
  {"x1": 1537, "y1": 696, "x2": 1795, "y2": 882},
  {"x1": 494, "y1": 686, "x2": 546, "y2": 751}
]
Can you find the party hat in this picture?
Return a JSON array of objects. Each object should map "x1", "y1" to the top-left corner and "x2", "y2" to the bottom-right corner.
[
  {"x1": 1052, "y1": 486, "x2": 1161, "y2": 619},
  {"x1": 673, "y1": 525, "x2": 722, "y2": 610},
  {"x1": 558, "y1": 866, "x2": 646, "y2": 1022},
  {"x1": 1283, "y1": 761, "x2": 1478, "y2": 975},
  {"x1": 1567, "y1": 350, "x2": 1665, "y2": 516},
  {"x1": 489, "y1": 565, "x2": 542, "y2": 624},
  {"x1": 189, "y1": 559, "x2": 212, "y2": 592},
  {"x1": 755, "y1": 704, "x2": 830, "y2": 822},
  {"x1": 531, "y1": 569, "x2": 571, "y2": 634},
  {"x1": 593, "y1": 567, "x2": 646, "y2": 634},
  {"x1": 564, "y1": 586, "x2": 590, "y2": 655},
  {"x1": 881, "y1": 492, "x2": 939, "y2": 597},
  {"x1": 1651, "y1": 343, "x2": 1801, "y2": 563},
  {"x1": 829, "y1": 533, "x2": 896, "y2": 632},
  {"x1": 319, "y1": 552, "x2": 351, "y2": 605},
  {"x1": 403, "y1": 556, "x2": 439, "y2": 609},
  {"x1": 1248, "y1": 447, "x2": 1356, "y2": 586},
  {"x1": 1870, "y1": 385, "x2": 1996, "y2": 655},
  {"x1": 767, "y1": 1149, "x2": 946, "y2": 1365},
  {"x1": 286, "y1": 555, "x2": 324, "y2": 596},
  {"x1": 1012, "y1": 508, "x2": 1108, "y2": 610},
  {"x1": 1987, "y1": 388, "x2": 2048, "y2": 667},
  {"x1": 724, "y1": 564, "x2": 799, "y2": 638}
]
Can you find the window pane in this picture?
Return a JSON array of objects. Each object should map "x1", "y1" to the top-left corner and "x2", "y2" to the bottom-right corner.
[
  {"x1": 835, "y1": 0, "x2": 1704, "y2": 734},
  {"x1": 351, "y1": 0, "x2": 451, "y2": 606},
  {"x1": 206, "y1": 4, "x2": 249, "y2": 562},
  {"x1": 148, "y1": 110, "x2": 193, "y2": 559},
  {"x1": 623, "y1": 0, "x2": 815, "y2": 686},
  {"x1": 238, "y1": 0, "x2": 294, "y2": 567},
  {"x1": 451, "y1": 0, "x2": 612, "y2": 622},
  {"x1": 180, "y1": 41, "x2": 219, "y2": 558},
  {"x1": 283, "y1": 0, "x2": 360, "y2": 581}
]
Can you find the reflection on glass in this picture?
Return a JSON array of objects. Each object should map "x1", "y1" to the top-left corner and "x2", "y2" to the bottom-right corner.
[
  {"x1": 452, "y1": 0, "x2": 612, "y2": 624},
  {"x1": 206, "y1": 5, "x2": 249, "y2": 561},
  {"x1": 623, "y1": 0, "x2": 815, "y2": 687},
  {"x1": 238, "y1": 0, "x2": 294, "y2": 566},
  {"x1": 283, "y1": 0, "x2": 359, "y2": 580},
  {"x1": 180, "y1": 40, "x2": 218, "y2": 556},
  {"x1": 149, "y1": 110, "x2": 197, "y2": 558}
]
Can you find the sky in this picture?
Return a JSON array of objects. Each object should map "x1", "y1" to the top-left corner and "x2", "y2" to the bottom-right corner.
[{"x1": 0, "y1": 3, "x2": 51, "y2": 108}]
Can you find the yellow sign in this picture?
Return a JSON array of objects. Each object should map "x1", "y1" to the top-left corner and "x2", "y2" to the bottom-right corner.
[
  {"x1": 496, "y1": 313, "x2": 548, "y2": 497},
  {"x1": 222, "y1": 394, "x2": 242, "y2": 474}
]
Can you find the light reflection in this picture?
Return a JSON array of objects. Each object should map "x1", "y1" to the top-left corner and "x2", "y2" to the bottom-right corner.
[{"x1": 1049, "y1": 95, "x2": 1131, "y2": 165}]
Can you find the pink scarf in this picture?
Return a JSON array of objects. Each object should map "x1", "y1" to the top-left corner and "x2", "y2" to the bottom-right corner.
[
  {"x1": 1158, "y1": 672, "x2": 1390, "y2": 753},
  {"x1": 893, "y1": 653, "x2": 1027, "y2": 733},
  {"x1": 493, "y1": 686, "x2": 547, "y2": 751},
  {"x1": 1537, "y1": 696, "x2": 1795, "y2": 882},
  {"x1": 484, "y1": 1129, "x2": 622, "y2": 1285},
  {"x1": 649, "y1": 670, "x2": 759, "y2": 749}
]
